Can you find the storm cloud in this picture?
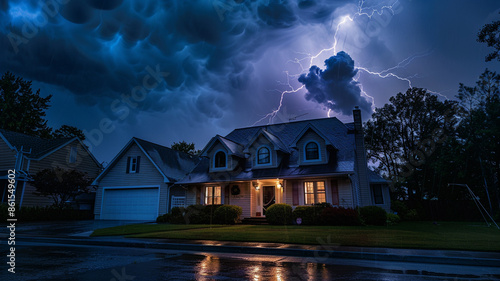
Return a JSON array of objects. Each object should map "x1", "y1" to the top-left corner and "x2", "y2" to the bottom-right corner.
[{"x1": 298, "y1": 51, "x2": 372, "y2": 116}]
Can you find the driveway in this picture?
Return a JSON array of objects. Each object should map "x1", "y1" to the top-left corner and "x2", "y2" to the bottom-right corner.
[{"x1": 15, "y1": 220, "x2": 147, "y2": 237}]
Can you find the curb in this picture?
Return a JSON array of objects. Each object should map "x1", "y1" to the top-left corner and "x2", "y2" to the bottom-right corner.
[{"x1": 17, "y1": 236, "x2": 500, "y2": 268}]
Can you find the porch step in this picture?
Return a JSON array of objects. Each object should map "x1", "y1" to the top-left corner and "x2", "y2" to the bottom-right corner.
[{"x1": 241, "y1": 217, "x2": 269, "y2": 225}]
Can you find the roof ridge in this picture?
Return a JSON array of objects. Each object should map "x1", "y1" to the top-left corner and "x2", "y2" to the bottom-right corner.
[
  {"x1": 134, "y1": 137, "x2": 200, "y2": 158},
  {"x1": 232, "y1": 116, "x2": 342, "y2": 132}
]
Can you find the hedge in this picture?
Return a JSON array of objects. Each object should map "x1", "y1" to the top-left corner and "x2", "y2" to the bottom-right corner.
[
  {"x1": 359, "y1": 206, "x2": 387, "y2": 226},
  {"x1": 265, "y1": 203, "x2": 293, "y2": 225}
]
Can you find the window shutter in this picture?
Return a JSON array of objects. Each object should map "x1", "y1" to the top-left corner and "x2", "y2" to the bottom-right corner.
[
  {"x1": 292, "y1": 181, "x2": 299, "y2": 206},
  {"x1": 196, "y1": 186, "x2": 201, "y2": 204},
  {"x1": 331, "y1": 179, "x2": 339, "y2": 205},
  {"x1": 224, "y1": 185, "x2": 230, "y2": 204},
  {"x1": 136, "y1": 156, "x2": 141, "y2": 173},
  {"x1": 126, "y1": 157, "x2": 130, "y2": 173}
]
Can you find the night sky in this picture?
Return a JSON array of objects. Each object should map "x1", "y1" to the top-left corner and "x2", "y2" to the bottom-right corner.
[{"x1": 1, "y1": 0, "x2": 499, "y2": 164}]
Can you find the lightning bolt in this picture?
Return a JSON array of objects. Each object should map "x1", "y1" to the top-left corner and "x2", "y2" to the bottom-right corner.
[{"x1": 254, "y1": 0, "x2": 444, "y2": 125}]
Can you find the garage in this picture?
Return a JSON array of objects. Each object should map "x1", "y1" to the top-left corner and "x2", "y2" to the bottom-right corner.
[{"x1": 100, "y1": 187, "x2": 159, "y2": 220}]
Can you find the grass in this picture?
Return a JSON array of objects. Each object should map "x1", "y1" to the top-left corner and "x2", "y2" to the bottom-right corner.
[
  {"x1": 90, "y1": 223, "x2": 224, "y2": 236},
  {"x1": 91, "y1": 221, "x2": 500, "y2": 252}
]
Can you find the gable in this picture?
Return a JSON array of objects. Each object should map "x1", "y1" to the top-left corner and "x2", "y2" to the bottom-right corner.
[
  {"x1": 97, "y1": 143, "x2": 165, "y2": 186},
  {"x1": 28, "y1": 139, "x2": 102, "y2": 178}
]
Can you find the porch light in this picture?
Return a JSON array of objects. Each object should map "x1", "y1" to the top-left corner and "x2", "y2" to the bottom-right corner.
[
  {"x1": 276, "y1": 179, "x2": 282, "y2": 188},
  {"x1": 253, "y1": 181, "x2": 260, "y2": 190}
]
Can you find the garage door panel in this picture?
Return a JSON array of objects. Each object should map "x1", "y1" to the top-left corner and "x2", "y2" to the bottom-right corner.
[{"x1": 101, "y1": 188, "x2": 159, "y2": 220}]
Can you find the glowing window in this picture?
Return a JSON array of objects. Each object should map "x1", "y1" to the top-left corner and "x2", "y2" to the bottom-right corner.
[
  {"x1": 304, "y1": 181, "x2": 326, "y2": 205},
  {"x1": 205, "y1": 186, "x2": 221, "y2": 205}
]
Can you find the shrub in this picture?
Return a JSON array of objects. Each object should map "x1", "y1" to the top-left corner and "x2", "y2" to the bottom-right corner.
[
  {"x1": 386, "y1": 213, "x2": 401, "y2": 225},
  {"x1": 169, "y1": 207, "x2": 186, "y2": 224},
  {"x1": 391, "y1": 200, "x2": 409, "y2": 219},
  {"x1": 292, "y1": 204, "x2": 333, "y2": 225},
  {"x1": 359, "y1": 206, "x2": 387, "y2": 226},
  {"x1": 405, "y1": 209, "x2": 420, "y2": 221},
  {"x1": 213, "y1": 205, "x2": 242, "y2": 224},
  {"x1": 320, "y1": 207, "x2": 361, "y2": 226},
  {"x1": 156, "y1": 213, "x2": 171, "y2": 223},
  {"x1": 266, "y1": 204, "x2": 293, "y2": 225}
]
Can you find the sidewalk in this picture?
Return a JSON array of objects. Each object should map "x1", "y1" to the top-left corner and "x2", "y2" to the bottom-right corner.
[{"x1": 16, "y1": 234, "x2": 500, "y2": 268}]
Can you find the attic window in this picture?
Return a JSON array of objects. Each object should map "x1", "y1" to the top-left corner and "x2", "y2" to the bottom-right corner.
[
  {"x1": 126, "y1": 156, "x2": 141, "y2": 173},
  {"x1": 305, "y1": 141, "x2": 320, "y2": 161},
  {"x1": 214, "y1": 151, "x2": 227, "y2": 169},
  {"x1": 257, "y1": 146, "x2": 270, "y2": 165}
]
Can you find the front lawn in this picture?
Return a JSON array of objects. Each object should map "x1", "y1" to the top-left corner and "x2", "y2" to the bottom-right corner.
[
  {"x1": 91, "y1": 223, "x2": 224, "y2": 236},
  {"x1": 92, "y1": 221, "x2": 500, "y2": 251}
]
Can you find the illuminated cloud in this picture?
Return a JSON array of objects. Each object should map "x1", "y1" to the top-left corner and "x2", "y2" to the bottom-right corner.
[{"x1": 298, "y1": 51, "x2": 372, "y2": 116}]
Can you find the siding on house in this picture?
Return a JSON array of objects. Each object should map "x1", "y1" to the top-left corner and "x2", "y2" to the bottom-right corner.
[
  {"x1": 0, "y1": 137, "x2": 15, "y2": 170},
  {"x1": 23, "y1": 140, "x2": 101, "y2": 207},
  {"x1": 229, "y1": 182, "x2": 251, "y2": 218},
  {"x1": 94, "y1": 143, "x2": 168, "y2": 217},
  {"x1": 296, "y1": 130, "x2": 328, "y2": 165}
]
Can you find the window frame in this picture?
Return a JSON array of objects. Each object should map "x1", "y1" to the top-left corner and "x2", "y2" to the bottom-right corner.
[
  {"x1": 129, "y1": 157, "x2": 138, "y2": 173},
  {"x1": 256, "y1": 145, "x2": 271, "y2": 166},
  {"x1": 304, "y1": 141, "x2": 321, "y2": 162},
  {"x1": 304, "y1": 181, "x2": 326, "y2": 205},
  {"x1": 205, "y1": 186, "x2": 222, "y2": 205},
  {"x1": 213, "y1": 150, "x2": 227, "y2": 169}
]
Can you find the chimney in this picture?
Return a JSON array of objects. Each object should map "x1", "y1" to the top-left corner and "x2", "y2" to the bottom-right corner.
[{"x1": 353, "y1": 106, "x2": 371, "y2": 207}]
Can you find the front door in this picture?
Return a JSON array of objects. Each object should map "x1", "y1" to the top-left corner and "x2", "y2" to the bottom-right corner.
[{"x1": 262, "y1": 186, "x2": 275, "y2": 216}]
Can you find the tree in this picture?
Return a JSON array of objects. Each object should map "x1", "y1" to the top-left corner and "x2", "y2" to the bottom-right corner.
[
  {"x1": 171, "y1": 140, "x2": 201, "y2": 155},
  {"x1": 32, "y1": 167, "x2": 93, "y2": 209},
  {"x1": 53, "y1": 125, "x2": 86, "y2": 140},
  {"x1": 456, "y1": 69, "x2": 500, "y2": 211},
  {"x1": 0, "y1": 72, "x2": 52, "y2": 138},
  {"x1": 478, "y1": 15, "x2": 500, "y2": 62},
  {"x1": 364, "y1": 88, "x2": 458, "y2": 201}
]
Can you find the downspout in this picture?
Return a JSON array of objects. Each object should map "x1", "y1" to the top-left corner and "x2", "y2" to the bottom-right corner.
[
  {"x1": 19, "y1": 158, "x2": 30, "y2": 208},
  {"x1": 348, "y1": 173, "x2": 360, "y2": 208}
]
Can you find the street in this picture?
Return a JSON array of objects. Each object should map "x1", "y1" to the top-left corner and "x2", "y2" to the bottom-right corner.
[{"x1": 3, "y1": 241, "x2": 499, "y2": 281}]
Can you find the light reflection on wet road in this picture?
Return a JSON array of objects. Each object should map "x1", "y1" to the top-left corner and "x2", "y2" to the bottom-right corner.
[{"x1": 4, "y1": 242, "x2": 499, "y2": 281}]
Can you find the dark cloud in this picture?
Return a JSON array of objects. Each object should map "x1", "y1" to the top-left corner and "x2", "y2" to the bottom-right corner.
[{"x1": 298, "y1": 51, "x2": 372, "y2": 116}]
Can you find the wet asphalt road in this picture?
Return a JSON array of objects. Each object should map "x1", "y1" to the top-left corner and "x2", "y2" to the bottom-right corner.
[{"x1": 3, "y1": 241, "x2": 499, "y2": 281}]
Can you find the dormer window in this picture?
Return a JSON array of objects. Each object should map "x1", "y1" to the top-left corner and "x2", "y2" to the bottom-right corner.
[
  {"x1": 257, "y1": 146, "x2": 270, "y2": 165},
  {"x1": 214, "y1": 151, "x2": 227, "y2": 169},
  {"x1": 305, "y1": 141, "x2": 320, "y2": 161}
]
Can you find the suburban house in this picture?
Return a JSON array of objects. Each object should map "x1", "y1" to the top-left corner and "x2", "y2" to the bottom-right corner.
[
  {"x1": 92, "y1": 138, "x2": 201, "y2": 220},
  {"x1": 0, "y1": 129, "x2": 102, "y2": 209},
  {"x1": 175, "y1": 107, "x2": 390, "y2": 219}
]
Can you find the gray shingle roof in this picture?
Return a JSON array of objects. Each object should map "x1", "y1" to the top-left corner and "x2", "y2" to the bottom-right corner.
[
  {"x1": 178, "y1": 117, "x2": 358, "y2": 184},
  {"x1": 0, "y1": 129, "x2": 73, "y2": 159},
  {"x1": 133, "y1": 138, "x2": 202, "y2": 182}
]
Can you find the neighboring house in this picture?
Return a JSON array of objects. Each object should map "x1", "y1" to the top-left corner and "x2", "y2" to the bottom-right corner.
[
  {"x1": 176, "y1": 107, "x2": 391, "y2": 219},
  {"x1": 0, "y1": 129, "x2": 102, "y2": 209},
  {"x1": 92, "y1": 138, "x2": 201, "y2": 220}
]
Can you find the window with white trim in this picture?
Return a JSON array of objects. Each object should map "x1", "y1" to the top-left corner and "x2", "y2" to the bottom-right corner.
[
  {"x1": 214, "y1": 151, "x2": 227, "y2": 169},
  {"x1": 126, "y1": 156, "x2": 140, "y2": 173},
  {"x1": 304, "y1": 181, "x2": 326, "y2": 205},
  {"x1": 205, "y1": 186, "x2": 222, "y2": 205},
  {"x1": 305, "y1": 141, "x2": 320, "y2": 161},
  {"x1": 257, "y1": 146, "x2": 270, "y2": 165}
]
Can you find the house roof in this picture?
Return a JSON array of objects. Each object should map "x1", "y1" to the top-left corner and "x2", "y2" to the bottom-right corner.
[
  {"x1": 368, "y1": 169, "x2": 390, "y2": 184},
  {"x1": 93, "y1": 137, "x2": 201, "y2": 184},
  {"x1": 178, "y1": 117, "x2": 357, "y2": 184},
  {"x1": 243, "y1": 128, "x2": 289, "y2": 153},
  {"x1": 0, "y1": 129, "x2": 75, "y2": 159},
  {"x1": 201, "y1": 135, "x2": 245, "y2": 157}
]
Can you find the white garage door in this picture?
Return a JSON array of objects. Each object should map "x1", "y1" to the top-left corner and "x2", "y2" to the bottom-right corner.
[{"x1": 101, "y1": 188, "x2": 159, "y2": 220}]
